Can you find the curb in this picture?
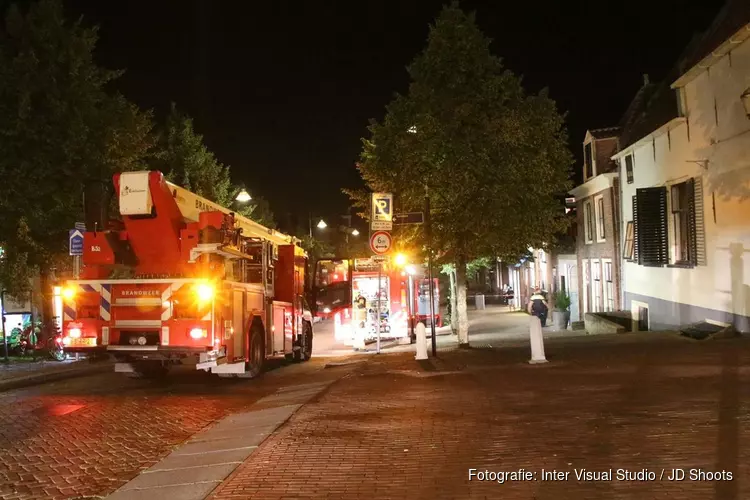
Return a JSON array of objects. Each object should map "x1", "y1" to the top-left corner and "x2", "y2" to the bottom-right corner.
[{"x1": 0, "y1": 362, "x2": 113, "y2": 393}]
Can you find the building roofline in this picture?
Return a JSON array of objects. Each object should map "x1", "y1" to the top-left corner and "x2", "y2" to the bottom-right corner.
[
  {"x1": 672, "y1": 22, "x2": 750, "y2": 89},
  {"x1": 611, "y1": 117, "x2": 686, "y2": 160}
]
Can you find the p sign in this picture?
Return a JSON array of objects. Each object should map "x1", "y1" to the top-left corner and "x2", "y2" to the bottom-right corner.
[
  {"x1": 371, "y1": 192, "x2": 393, "y2": 222},
  {"x1": 369, "y1": 231, "x2": 392, "y2": 255}
]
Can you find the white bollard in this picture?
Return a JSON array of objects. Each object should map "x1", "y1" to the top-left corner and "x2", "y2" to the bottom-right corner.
[
  {"x1": 528, "y1": 315, "x2": 548, "y2": 364},
  {"x1": 353, "y1": 323, "x2": 366, "y2": 351},
  {"x1": 415, "y1": 322, "x2": 428, "y2": 360}
]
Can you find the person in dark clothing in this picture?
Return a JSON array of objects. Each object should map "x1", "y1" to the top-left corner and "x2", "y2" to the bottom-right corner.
[{"x1": 527, "y1": 287, "x2": 549, "y2": 327}]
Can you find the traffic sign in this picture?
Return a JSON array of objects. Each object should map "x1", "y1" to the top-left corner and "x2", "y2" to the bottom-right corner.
[
  {"x1": 74, "y1": 222, "x2": 86, "y2": 231},
  {"x1": 69, "y1": 229, "x2": 84, "y2": 256},
  {"x1": 369, "y1": 231, "x2": 392, "y2": 255},
  {"x1": 393, "y1": 212, "x2": 424, "y2": 225},
  {"x1": 371, "y1": 220, "x2": 392, "y2": 231},
  {"x1": 371, "y1": 192, "x2": 393, "y2": 231}
]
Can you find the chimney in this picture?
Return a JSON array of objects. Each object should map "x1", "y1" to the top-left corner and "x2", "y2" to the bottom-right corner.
[{"x1": 643, "y1": 74, "x2": 650, "y2": 86}]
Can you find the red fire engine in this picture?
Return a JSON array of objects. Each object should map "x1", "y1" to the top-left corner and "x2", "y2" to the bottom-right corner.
[
  {"x1": 58, "y1": 171, "x2": 313, "y2": 378},
  {"x1": 312, "y1": 257, "x2": 440, "y2": 345}
]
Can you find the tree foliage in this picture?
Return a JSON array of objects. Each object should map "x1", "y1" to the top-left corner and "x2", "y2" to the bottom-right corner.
[
  {"x1": 353, "y1": 4, "x2": 572, "y2": 263},
  {"x1": 0, "y1": 0, "x2": 153, "y2": 296},
  {"x1": 351, "y1": 4, "x2": 573, "y2": 344},
  {"x1": 153, "y1": 103, "x2": 276, "y2": 228}
]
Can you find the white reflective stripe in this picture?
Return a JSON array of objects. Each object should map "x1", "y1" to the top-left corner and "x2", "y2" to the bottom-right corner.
[
  {"x1": 102, "y1": 327, "x2": 110, "y2": 346},
  {"x1": 114, "y1": 320, "x2": 162, "y2": 328},
  {"x1": 114, "y1": 298, "x2": 163, "y2": 306},
  {"x1": 161, "y1": 326, "x2": 169, "y2": 346},
  {"x1": 100, "y1": 285, "x2": 111, "y2": 321},
  {"x1": 161, "y1": 285, "x2": 172, "y2": 321}
]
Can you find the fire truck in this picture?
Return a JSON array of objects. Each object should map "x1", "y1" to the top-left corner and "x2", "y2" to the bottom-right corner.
[
  {"x1": 312, "y1": 257, "x2": 439, "y2": 345},
  {"x1": 58, "y1": 170, "x2": 313, "y2": 378}
]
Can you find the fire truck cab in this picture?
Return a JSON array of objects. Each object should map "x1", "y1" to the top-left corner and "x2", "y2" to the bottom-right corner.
[{"x1": 58, "y1": 171, "x2": 313, "y2": 378}]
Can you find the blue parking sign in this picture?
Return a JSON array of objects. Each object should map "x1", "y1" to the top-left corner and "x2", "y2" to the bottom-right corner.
[
  {"x1": 371, "y1": 192, "x2": 393, "y2": 221},
  {"x1": 69, "y1": 229, "x2": 84, "y2": 256}
]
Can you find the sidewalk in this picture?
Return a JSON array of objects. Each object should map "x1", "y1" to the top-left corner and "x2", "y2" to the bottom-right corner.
[
  {"x1": 313, "y1": 305, "x2": 584, "y2": 357},
  {"x1": 0, "y1": 356, "x2": 112, "y2": 392},
  {"x1": 210, "y1": 331, "x2": 750, "y2": 500}
]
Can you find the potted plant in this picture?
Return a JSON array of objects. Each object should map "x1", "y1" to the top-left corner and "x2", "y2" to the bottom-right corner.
[{"x1": 552, "y1": 290, "x2": 571, "y2": 330}]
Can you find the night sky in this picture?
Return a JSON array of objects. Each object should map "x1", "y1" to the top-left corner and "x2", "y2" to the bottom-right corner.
[{"x1": 60, "y1": 0, "x2": 725, "y2": 233}]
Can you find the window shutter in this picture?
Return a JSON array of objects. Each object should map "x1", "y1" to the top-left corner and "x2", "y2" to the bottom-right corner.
[
  {"x1": 635, "y1": 187, "x2": 668, "y2": 267},
  {"x1": 692, "y1": 176, "x2": 707, "y2": 266},
  {"x1": 632, "y1": 195, "x2": 639, "y2": 263}
]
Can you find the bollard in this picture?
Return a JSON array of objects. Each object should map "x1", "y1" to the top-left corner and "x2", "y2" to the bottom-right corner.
[
  {"x1": 353, "y1": 324, "x2": 366, "y2": 351},
  {"x1": 528, "y1": 315, "x2": 548, "y2": 364},
  {"x1": 415, "y1": 322, "x2": 428, "y2": 360}
]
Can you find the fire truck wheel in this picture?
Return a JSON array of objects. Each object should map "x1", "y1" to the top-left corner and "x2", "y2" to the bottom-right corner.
[
  {"x1": 294, "y1": 321, "x2": 313, "y2": 362},
  {"x1": 246, "y1": 328, "x2": 265, "y2": 378}
]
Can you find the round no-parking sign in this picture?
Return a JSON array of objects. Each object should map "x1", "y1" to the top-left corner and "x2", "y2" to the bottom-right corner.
[{"x1": 369, "y1": 231, "x2": 392, "y2": 255}]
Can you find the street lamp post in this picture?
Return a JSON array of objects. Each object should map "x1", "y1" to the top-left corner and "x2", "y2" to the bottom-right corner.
[
  {"x1": 308, "y1": 214, "x2": 327, "y2": 238},
  {"x1": 409, "y1": 125, "x2": 438, "y2": 356},
  {"x1": 231, "y1": 188, "x2": 252, "y2": 213},
  {"x1": 425, "y1": 185, "x2": 437, "y2": 357}
]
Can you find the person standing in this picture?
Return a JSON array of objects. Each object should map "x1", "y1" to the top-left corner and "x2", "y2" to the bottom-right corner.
[{"x1": 527, "y1": 287, "x2": 549, "y2": 327}]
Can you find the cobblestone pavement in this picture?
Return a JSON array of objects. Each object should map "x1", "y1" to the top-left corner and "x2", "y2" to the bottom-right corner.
[
  {"x1": 211, "y1": 332, "x2": 750, "y2": 500},
  {"x1": 0, "y1": 357, "x2": 354, "y2": 500}
]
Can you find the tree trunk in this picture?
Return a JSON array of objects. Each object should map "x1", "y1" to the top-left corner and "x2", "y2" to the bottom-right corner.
[
  {"x1": 455, "y1": 256, "x2": 470, "y2": 347},
  {"x1": 449, "y1": 268, "x2": 458, "y2": 333}
]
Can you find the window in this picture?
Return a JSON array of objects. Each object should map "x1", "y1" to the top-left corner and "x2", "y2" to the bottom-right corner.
[
  {"x1": 625, "y1": 154, "x2": 634, "y2": 184},
  {"x1": 584, "y1": 201, "x2": 593, "y2": 244},
  {"x1": 603, "y1": 260, "x2": 614, "y2": 312},
  {"x1": 670, "y1": 180, "x2": 694, "y2": 265},
  {"x1": 623, "y1": 221, "x2": 634, "y2": 260},
  {"x1": 632, "y1": 178, "x2": 707, "y2": 267},
  {"x1": 584, "y1": 142, "x2": 593, "y2": 179},
  {"x1": 595, "y1": 195, "x2": 605, "y2": 242},
  {"x1": 591, "y1": 259, "x2": 602, "y2": 312}
]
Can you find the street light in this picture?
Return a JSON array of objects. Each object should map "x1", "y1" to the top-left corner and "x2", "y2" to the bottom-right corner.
[
  {"x1": 351, "y1": 229, "x2": 360, "y2": 236},
  {"x1": 317, "y1": 219, "x2": 327, "y2": 229},
  {"x1": 235, "y1": 189, "x2": 252, "y2": 203}
]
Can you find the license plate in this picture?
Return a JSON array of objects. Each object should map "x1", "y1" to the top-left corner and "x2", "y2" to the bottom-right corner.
[{"x1": 69, "y1": 337, "x2": 97, "y2": 347}]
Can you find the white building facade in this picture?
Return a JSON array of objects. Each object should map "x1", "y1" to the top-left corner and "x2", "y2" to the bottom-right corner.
[{"x1": 614, "y1": 17, "x2": 750, "y2": 332}]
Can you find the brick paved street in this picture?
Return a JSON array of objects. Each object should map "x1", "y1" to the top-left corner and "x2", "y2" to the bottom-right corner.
[
  {"x1": 212, "y1": 332, "x2": 750, "y2": 500},
  {"x1": 0, "y1": 357, "x2": 355, "y2": 500}
]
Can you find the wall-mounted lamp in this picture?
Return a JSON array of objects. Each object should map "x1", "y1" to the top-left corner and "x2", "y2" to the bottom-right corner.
[{"x1": 741, "y1": 87, "x2": 750, "y2": 118}]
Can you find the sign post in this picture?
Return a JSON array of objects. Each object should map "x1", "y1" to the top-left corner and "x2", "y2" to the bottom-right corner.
[
  {"x1": 69, "y1": 228, "x2": 84, "y2": 279},
  {"x1": 376, "y1": 261, "x2": 382, "y2": 354}
]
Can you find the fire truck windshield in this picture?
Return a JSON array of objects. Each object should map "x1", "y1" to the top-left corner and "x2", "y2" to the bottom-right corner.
[
  {"x1": 313, "y1": 259, "x2": 351, "y2": 315},
  {"x1": 314, "y1": 260, "x2": 349, "y2": 288}
]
